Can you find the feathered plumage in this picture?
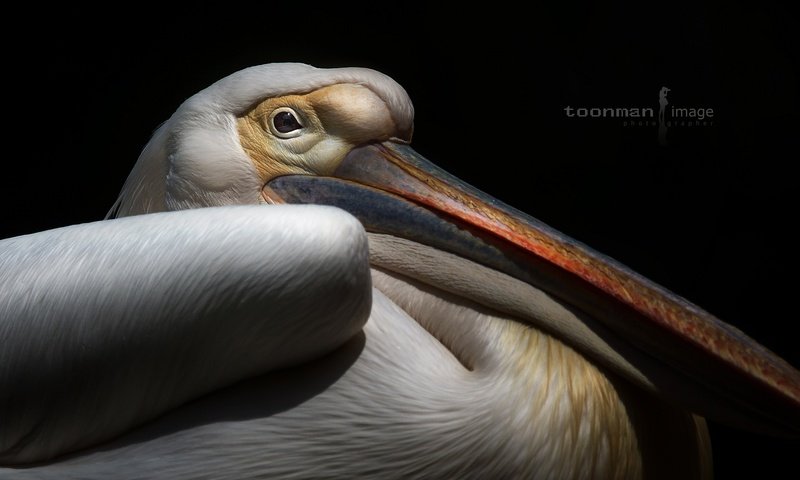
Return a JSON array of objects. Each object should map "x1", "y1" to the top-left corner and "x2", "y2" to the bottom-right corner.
[{"x1": 3, "y1": 63, "x2": 796, "y2": 479}]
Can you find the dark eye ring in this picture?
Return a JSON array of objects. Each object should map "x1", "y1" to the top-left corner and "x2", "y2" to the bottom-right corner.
[{"x1": 269, "y1": 108, "x2": 304, "y2": 138}]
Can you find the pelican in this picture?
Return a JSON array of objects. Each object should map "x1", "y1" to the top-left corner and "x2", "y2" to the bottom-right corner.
[{"x1": 1, "y1": 63, "x2": 798, "y2": 479}]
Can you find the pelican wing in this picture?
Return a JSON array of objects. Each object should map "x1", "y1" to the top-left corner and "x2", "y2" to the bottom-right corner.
[{"x1": 0, "y1": 205, "x2": 371, "y2": 464}]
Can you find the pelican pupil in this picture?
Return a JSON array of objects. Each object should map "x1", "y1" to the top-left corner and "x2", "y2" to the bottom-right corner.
[{"x1": 273, "y1": 111, "x2": 302, "y2": 133}]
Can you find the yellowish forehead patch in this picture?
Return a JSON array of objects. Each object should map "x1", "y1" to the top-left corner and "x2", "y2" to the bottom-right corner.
[
  {"x1": 237, "y1": 83, "x2": 397, "y2": 184},
  {"x1": 237, "y1": 92, "x2": 317, "y2": 182}
]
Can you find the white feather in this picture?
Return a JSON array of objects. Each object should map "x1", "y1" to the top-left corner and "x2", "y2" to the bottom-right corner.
[
  {"x1": 2, "y1": 237, "x2": 649, "y2": 479},
  {"x1": 0, "y1": 205, "x2": 371, "y2": 465}
]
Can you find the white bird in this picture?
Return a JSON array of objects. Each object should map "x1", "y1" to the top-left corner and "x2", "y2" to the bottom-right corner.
[{"x1": 1, "y1": 63, "x2": 798, "y2": 479}]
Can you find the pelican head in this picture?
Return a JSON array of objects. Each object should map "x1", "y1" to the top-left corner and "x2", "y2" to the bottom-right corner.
[
  {"x1": 111, "y1": 63, "x2": 413, "y2": 214},
  {"x1": 106, "y1": 63, "x2": 798, "y2": 471}
]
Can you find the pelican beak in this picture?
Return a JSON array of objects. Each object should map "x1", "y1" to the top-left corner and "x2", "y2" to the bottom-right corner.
[{"x1": 263, "y1": 141, "x2": 800, "y2": 435}]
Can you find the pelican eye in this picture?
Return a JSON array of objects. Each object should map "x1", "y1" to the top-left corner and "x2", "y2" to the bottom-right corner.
[{"x1": 269, "y1": 108, "x2": 304, "y2": 138}]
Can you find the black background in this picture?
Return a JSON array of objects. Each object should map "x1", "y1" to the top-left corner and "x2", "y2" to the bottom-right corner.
[{"x1": 3, "y1": 3, "x2": 798, "y2": 476}]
